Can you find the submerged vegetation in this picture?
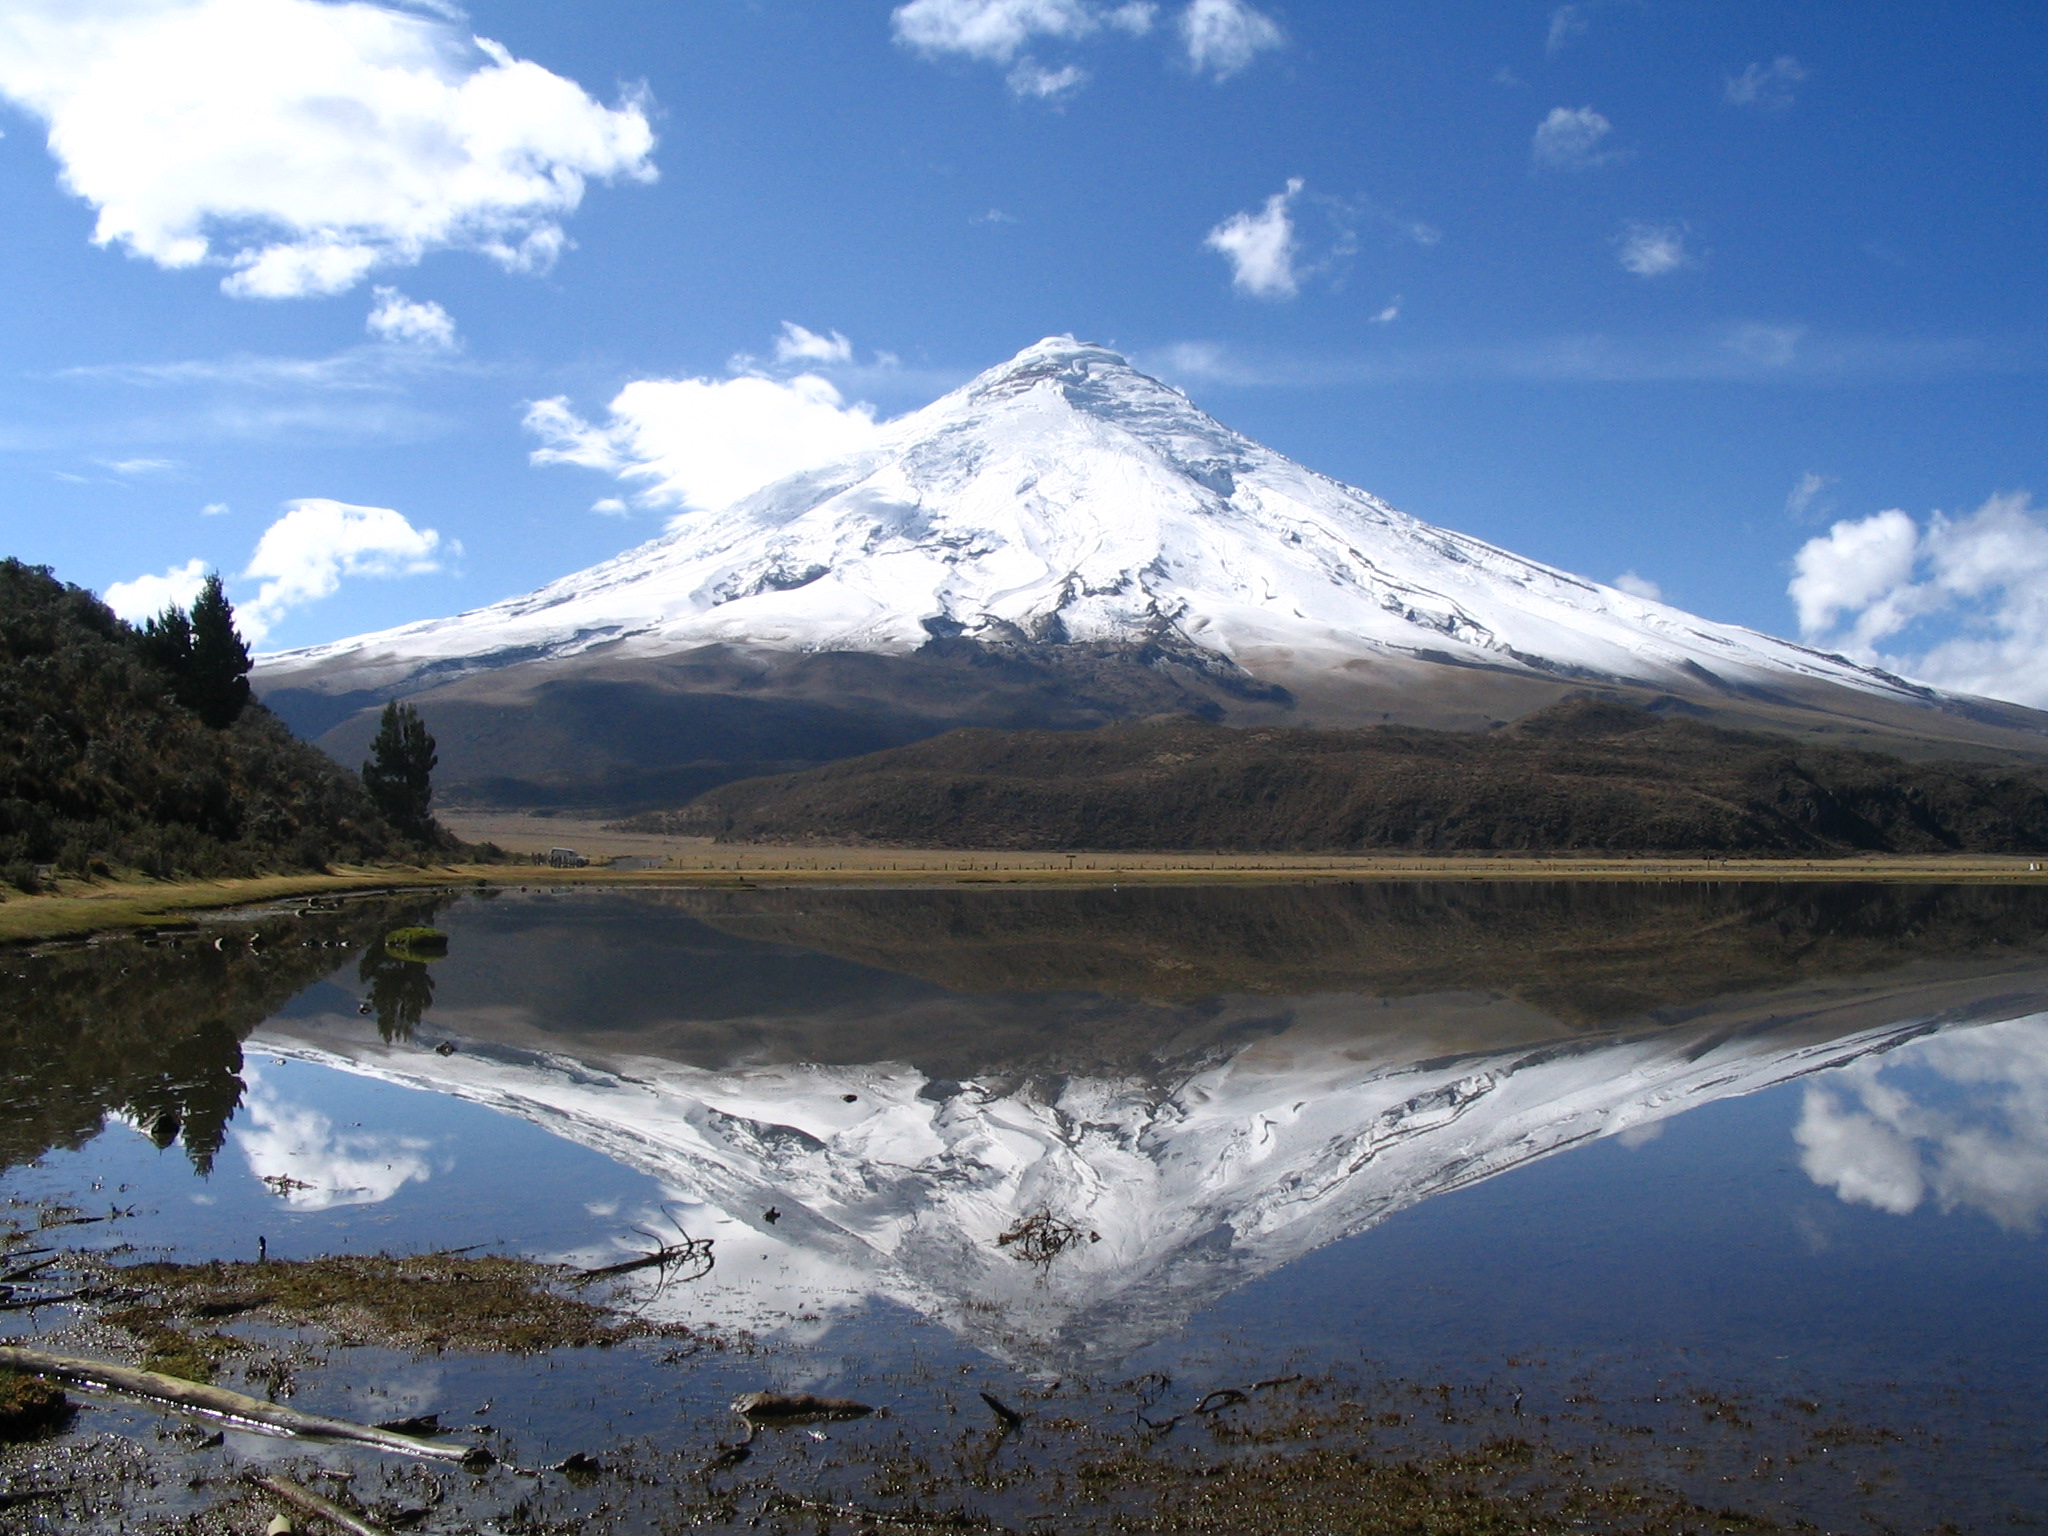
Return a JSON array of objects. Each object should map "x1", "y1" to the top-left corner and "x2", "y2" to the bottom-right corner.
[{"x1": 0, "y1": 559, "x2": 445, "y2": 891}]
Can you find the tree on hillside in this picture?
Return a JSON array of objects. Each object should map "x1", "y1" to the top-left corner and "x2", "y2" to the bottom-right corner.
[
  {"x1": 136, "y1": 573, "x2": 252, "y2": 729},
  {"x1": 189, "y1": 574, "x2": 252, "y2": 728},
  {"x1": 362, "y1": 701, "x2": 438, "y2": 841}
]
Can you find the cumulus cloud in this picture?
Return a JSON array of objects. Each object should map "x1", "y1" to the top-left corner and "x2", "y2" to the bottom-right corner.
[
  {"x1": 1206, "y1": 177, "x2": 1302, "y2": 299},
  {"x1": 1795, "y1": 1015, "x2": 2048, "y2": 1234},
  {"x1": 200, "y1": 501, "x2": 230, "y2": 516},
  {"x1": 0, "y1": 0, "x2": 656, "y2": 298},
  {"x1": 1616, "y1": 221, "x2": 1691, "y2": 276},
  {"x1": 1532, "y1": 106, "x2": 1621, "y2": 170},
  {"x1": 239, "y1": 497, "x2": 447, "y2": 643},
  {"x1": 1725, "y1": 55, "x2": 1808, "y2": 111},
  {"x1": 103, "y1": 556, "x2": 208, "y2": 622},
  {"x1": 527, "y1": 373, "x2": 885, "y2": 521},
  {"x1": 1788, "y1": 491, "x2": 2048, "y2": 706},
  {"x1": 1611, "y1": 571, "x2": 1662, "y2": 601},
  {"x1": 366, "y1": 287, "x2": 457, "y2": 350},
  {"x1": 1179, "y1": 0, "x2": 1283, "y2": 80}
]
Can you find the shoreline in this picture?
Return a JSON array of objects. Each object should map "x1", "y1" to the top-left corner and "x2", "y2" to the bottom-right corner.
[{"x1": 4, "y1": 849, "x2": 2047, "y2": 945}]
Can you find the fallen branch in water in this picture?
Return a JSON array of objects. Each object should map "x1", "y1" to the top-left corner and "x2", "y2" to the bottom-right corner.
[
  {"x1": 574, "y1": 1234, "x2": 713, "y2": 1283},
  {"x1": 252, "y1": 1473, "x2": 397, "y2": 1536},
  {"x1": 979, "y1": 1391, "x2": 1024, "y2": 1430},
  {"x1": 0, "y1": 1347, "x2": 477, "y2": 1462}
]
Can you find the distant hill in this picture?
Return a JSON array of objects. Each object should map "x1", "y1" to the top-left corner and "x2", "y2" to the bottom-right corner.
[
  {"x1": 0, "y1": 559, "x2": 432, "y2": 890},
  {"x1": 633, "y1": 698, "x2": 2048, "y2": 857}
]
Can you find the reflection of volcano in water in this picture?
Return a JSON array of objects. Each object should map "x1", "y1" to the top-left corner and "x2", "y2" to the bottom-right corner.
[{"x1": 261, "y1": 949, "x2": 2048, "y2": 1365}]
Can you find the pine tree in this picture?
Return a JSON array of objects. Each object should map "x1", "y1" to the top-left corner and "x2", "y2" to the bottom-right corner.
[
  {"x1": 188, "y1": 573, "x2": 252, "y2": 729},
  {"x1": 134, "y1": 574, "x2": 250, "y2": 729},
  {"x1": 137, "y1": 604, "x2": 195, "y2": 700},
  {"x1": 362, "y1": 701, "x2": 438, "y2": 840}
]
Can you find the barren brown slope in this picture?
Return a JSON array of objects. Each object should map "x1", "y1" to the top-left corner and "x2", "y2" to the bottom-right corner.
[{"x1": 637, "y1": 697, "x2": 2048, "y2": 856}]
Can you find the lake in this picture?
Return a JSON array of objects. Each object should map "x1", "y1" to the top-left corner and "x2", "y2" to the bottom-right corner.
[{"x1": 6, "y1": 880, "x2": 2048, "y2": 1532}]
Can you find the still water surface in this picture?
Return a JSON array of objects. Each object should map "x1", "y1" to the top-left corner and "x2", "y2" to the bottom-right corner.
[{"x1": 8, "y1": 880, "x2": 2048, "y2": 1528}]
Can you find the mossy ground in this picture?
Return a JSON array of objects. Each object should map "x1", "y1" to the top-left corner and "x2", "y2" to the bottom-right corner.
[
  {"x1": 105, "y1": 1252, "x2": 691, "y2": 1363},
  {"x1": 0, "y1": 1368, "x2": 71, "y2": 1441}
]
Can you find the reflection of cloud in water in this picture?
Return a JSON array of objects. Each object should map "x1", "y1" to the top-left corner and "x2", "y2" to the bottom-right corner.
[
  {"x1": 233, "y1": 1070, "x2": 435, "y2": 1210},
  {"x1": 1796, "y1": 1013, "x2": 2048, "y2": 1232}
]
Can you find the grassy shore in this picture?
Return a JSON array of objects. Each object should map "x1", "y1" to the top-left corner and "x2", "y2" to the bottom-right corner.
[{"x1": 3, "y1": 847, "x2": 2046, "y2": 945}]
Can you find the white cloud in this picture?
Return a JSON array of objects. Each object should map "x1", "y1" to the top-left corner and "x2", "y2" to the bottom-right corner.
[
  {"x1": 526, "y1": 373, "x2": 886, "y2": 521},
  {"x1": 1788, "y1": 491, "x2": 2048, "y2": 706},
  {"x1": 1616, "y1": 221, "x2": 1691, "y2": 276},
  {"x1": 1006, "y1": 57, "x2": 1089, "y2": 98},
  {"x1": 1725, "y1": 55, "x2": 1808, "y2": 111},
  {"x1": 201, "y1": 501, "x2": 230, "y2": 516},
  {"x1": 1206, "y1": 177, "x2": 1302, "y2": 299},
  {"x1": 973, "y1": 207, "x2": 1019, "y2": 225},
  {"x1": 890, "y1": 0, "x2": 1152, "y2": 64},
  {"x1": 1796, "y1": 1015, "x2": 2048, "y2": 1234},
  {"x1": 366, "y1": 287, "x2": 457, "y2": 350},
  {"x1": 1532, "y1": 106, "x2": 1621, "y2": 170},
  {"x1": 239, "y1": 497, "x2": 447, "y2": 643},
  {"x1": 590, "y1": 497, "x2": 628, "y2": 517},
  {"x1": 1786, "y1": 471, "x2": 1833, "y2": 521},
  {"x1": 1545, "y1": 3, "x2": 1589, "y2": 54},
  {"x1": 0, "y1": 0, "x2": 656, "y2": 298},
  {"x1": 1179, "y1": 0, "x2": 1283, "y2": 80},
  {"x1": 1370, "y1": 298, "x2": 1401, "y2": 323},
  {"x1": 772, "y1": 323, "x2": 854, "y2": 368},
  {"x1": 103, "y1": 556, "x2": 208, "y2": 621},
  {"x1": 895, "y1": 0, "x2": 1287, "y2": 96},
  {"x1": 1611, "y1": 571, "x2": 1662, "y2": 601}
]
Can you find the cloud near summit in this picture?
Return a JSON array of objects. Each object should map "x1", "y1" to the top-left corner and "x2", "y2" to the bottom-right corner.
[
  {"x1": 0, "y1": 0, "x2": 657, "y2": 298},
  {"x1": 526, "y1": 332, "x2": 888, "y2": 521}
]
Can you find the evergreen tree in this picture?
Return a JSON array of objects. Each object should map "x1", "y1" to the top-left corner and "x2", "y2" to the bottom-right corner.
[
  {"x1": 188, "y1": 573, "x2": 252, "y2": 728},
  {"x1": 137, "y1": 604, "x2": 195, "y2": 701},
  {"x1": 362, "y1": 700, "x2": 438, "y2": 840},
  {"x1": 134, "y1": 573, "x2": 251, "y2": 728}
]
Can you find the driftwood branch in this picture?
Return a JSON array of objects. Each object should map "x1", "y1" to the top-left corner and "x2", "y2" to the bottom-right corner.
[
  {"x1": 0, "y1": 1347, "x2": 475, "y2": 1463},
  {"x1": 252, "y1": 1474, "x2": 397, "y2": 1536}
]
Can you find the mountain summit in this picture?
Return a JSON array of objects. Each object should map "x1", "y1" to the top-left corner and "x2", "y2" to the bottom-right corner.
[{"x1": 260, "y1": 338, "x2": 2048, "y2": 808}]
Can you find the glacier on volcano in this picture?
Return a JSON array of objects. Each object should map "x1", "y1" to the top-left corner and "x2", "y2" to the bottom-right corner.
[{"x1": 259, "y1": 337, "x2": 1926, "y2": 707}]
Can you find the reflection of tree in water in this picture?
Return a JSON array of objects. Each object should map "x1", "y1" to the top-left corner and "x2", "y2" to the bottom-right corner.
[
  {"x1": 359, "y1": 947, "x2": 436, "y2": 1043},
  {"x1": 0, "y1": 897, "x2": 449, "y2": 1176}
]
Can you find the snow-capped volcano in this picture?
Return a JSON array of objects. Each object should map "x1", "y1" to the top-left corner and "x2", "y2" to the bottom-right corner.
[
  {"x1": 268, "y1": 337, "x2": 1910, "y2": 702},
  {"x1": 258, "y1": 338, "x2": 2048, "y2": 801}
]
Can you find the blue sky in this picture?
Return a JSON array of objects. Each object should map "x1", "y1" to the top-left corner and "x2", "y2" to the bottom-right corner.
[{"x1": 1, "y1": 1, "x2": 2044, "y2": 702}]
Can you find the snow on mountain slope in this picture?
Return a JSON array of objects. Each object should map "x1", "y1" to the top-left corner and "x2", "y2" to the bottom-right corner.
[
  {"x1": 255, "y1": 974, "x2": 2048, "y2": 1365},
  {"x1": 259, "y1": 337, "x2": 1929, "y2": 708}
]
